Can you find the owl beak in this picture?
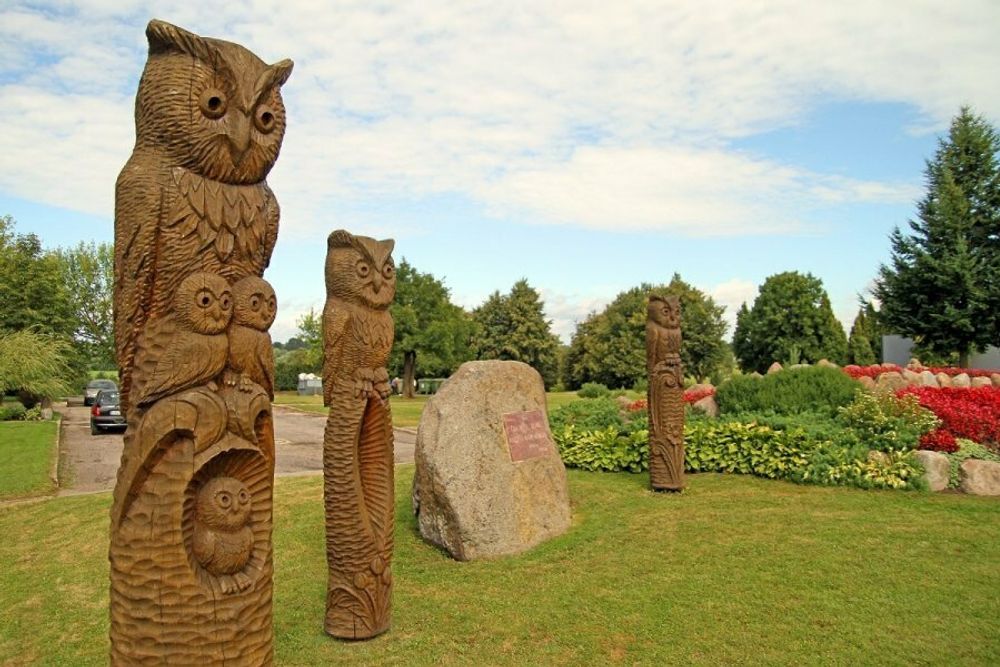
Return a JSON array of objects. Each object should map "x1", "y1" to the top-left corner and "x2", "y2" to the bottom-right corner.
[
  {"x1": 371, "y1": 274, "x2": 384, "y2": 294},
  {"x1": 229, "y1": 114, "x2": 252, "y2": 165}
]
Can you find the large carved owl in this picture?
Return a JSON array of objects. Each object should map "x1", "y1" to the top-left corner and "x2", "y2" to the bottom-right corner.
[
  {"x1": 114, "y1": 19, "x2": 292, "y2": 411},
  {"x1": 228, "y1": 276, "x2": 277, "y2": 398},
  {"x1": 130, "y1": 272, "x2": 232, "y2": 407},
  {"x1": 192, "y1": 476, "x2": 254, "y2": 593},
  {"x1": 322, "y1": 230, "x2": 396, "y2": 406}
]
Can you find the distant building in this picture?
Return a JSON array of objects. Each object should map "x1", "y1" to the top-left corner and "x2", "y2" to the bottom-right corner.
[{"x1": 882, "y1": 335, "x2": 1000, "y2": 368}]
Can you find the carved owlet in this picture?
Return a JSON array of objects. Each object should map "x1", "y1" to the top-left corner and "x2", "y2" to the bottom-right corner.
[
  {"x1": 114, "y1": 18, "x2": 292, "y2": 411},
  {"x1": 130, "y1": 272, "x2": 232, "y2": 407},
  {"x1": 227, "y1": 276, "x2": 277, "y2": 397},
  {"x1": 192, "y1": 476, "x2": 254, "y2": 594},
  {"x1": 322, "y1": 230, "x2": 396, "y2": 406}
]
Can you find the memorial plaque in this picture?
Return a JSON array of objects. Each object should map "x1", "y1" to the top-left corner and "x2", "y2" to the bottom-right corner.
[{"x1": 502, "y1": 410, "x2": 555, "y2": 462}]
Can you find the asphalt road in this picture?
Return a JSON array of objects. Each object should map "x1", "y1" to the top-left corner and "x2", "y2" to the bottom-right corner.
[{"x1": 57, "y1": 402, "x2": 416, "y2": 496}]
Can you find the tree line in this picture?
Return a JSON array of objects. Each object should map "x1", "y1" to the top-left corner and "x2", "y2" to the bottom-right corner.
[{"x1": 4, "y1": 107, "x2": 997, "y2": 403}]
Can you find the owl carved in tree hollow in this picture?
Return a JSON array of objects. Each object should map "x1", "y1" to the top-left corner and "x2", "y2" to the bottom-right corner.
[
  {"x1": 192, "y1": 476, "x2": 254, "y2": 595},
  {"x1": 322, "y1": 231, "x2": 396, "y2": 406},
  {"x1": 114, "y1": 18, "x2": 292, "y2": 412}
]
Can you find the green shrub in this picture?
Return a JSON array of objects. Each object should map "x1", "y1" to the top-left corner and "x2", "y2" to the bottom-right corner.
[
  {"x1": 577, "y1": 382, "x2": 610, "y2": 399},
  {"x1": 0, "y1": 403, "x2": 27, "y2": 421},
  {"x1": 837, "y1": 391, "x2": 939, "y2": 451},
  {"x1": 549, "y1": 398, "x2": 623, "y2": 432},
  {"x1": 631, "y1": 377, "x2": 648, "y2": 393},
  {"x1": 554, "y1": 425, "x2": 649, "y2": 473},
  {"x1": 946, "y1": 439, "x2": 1000, "y2": 488},
  {"x1": 716, "y1": 367, "x2": 860, "y2": 417}
]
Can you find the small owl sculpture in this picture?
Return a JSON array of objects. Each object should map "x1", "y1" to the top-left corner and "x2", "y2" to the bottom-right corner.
[
  {"x1": 322, "y1": 230, "x2": 396, "y2": 405},
  {"x1": 227, "y1": 276, "x2": 277, "y2": 397},
  {"x1": 192, "y1": 476, "x2": 254, "y2": 594},
  {"x1": 114, "y1": 19, "x2": 292, "y2": 411},
  {"x1": 131, "y1": 272, "x2": 232, "y2": 407}
]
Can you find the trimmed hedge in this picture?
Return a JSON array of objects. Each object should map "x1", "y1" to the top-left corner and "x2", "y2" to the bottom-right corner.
[{"x1": 716, "y1": 367, "x2": 860, "y2": 416}]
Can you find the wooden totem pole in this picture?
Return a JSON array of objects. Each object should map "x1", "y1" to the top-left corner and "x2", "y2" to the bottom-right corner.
[
  {"x1": 646, "y1": 294, "x2": 685, "y2": 491},
  {"x1": 322, "y1": 230, "x2": 397, "y2": 639},
  {"x1": 110, "y1": 19, "x2": 291, "y2": 665}
]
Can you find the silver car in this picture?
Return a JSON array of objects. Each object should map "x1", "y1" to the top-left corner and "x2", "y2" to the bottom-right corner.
[{"x1": 84, "y1": 379, "x2": 118, "y2": 406}]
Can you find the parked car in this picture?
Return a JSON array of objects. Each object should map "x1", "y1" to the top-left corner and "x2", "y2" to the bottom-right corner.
[
  {"x1": 84, "y1": 379, "x2": 118, "y2": 406},
  {"x1": 91, "y1": 389, "x2": 126, "y2": 435}
]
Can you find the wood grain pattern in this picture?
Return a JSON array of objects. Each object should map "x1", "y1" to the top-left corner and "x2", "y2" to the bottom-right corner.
[
  {"x1": 646, "y1": 294, "x2": 685, "y2": 491},
  {"x1": 110, "y1": 18, "x2": 291, "y2": 666},
  {"x1": 322, "y1": 229, "x2": 396, "y2": 639}
]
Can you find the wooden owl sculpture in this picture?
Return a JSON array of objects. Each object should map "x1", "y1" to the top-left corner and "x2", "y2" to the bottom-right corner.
[
  {"x1": 110, "y1": 19, "x2": 290, "y2": 667},
  {"x1": 130, "y1": 272, "x2": 232, "y2": 407},
  {"x1": 228, "y1": 276, "x2": 277, "y2": 398},
  {"x1": 322, "y1": 229, "x2": 396, "y2": 640},
  {"x1": 193, "y1": 476, "x2": 255, "y2": 595},
  {"x1": 646, "y1": 294, "x2": 685, "y2": 491}
]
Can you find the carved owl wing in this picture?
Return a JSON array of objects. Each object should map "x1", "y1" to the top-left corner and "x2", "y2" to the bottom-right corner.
[
  {"x1": 134, "y1": 328, "x2": 229, "y2": 407},
  {"x1": 114, "y1": 160, "x2": 170, "y2": 411},
  {"x1": 228, "y1": 325, "x2": 275, "y2": 398},
  {"x1": 322, "y1": 300, "x2": 351, "y2": 407}
]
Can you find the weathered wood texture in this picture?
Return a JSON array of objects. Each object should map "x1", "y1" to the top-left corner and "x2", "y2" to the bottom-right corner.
[
  {"x1": 322, "y1": 230, "x2": 396, "y2": 639},
  {"x1": 646, "y1": 294, "x2": 685, "y2": 491},
  {"x1": 110, "y1": 19, "x2": 290, "y2": 665}
]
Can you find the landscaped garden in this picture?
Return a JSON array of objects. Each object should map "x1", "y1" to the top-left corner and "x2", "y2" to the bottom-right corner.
[{"x1": 1, "y1": 466, "x2": 998, "y2": 665}]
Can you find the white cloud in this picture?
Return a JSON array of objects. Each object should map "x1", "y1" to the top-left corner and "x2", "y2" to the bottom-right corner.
[{"x1": 0, "y1": 0, "x2": 997, "y2": 236}]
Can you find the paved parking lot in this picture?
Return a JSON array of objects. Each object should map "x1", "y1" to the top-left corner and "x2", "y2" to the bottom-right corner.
[{"x1": 57, "y1": 402, "x2": 415, "y2": 495}]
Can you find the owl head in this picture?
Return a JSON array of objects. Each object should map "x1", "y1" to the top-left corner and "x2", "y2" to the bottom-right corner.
[
  {"x1": 232, "y1": 276, "x2": 276, "y2": 331},
  {"x1": 134, "y1": 19, "x2": 293, "y2": 184},
  {"x1": 196, "y1": 476, "x2": 252, "y2": 531},
  {"x1": 648, "y1": 294, "x2": 680, "y2": 328},
  {"x1": 325, "y1": 230, "x2": 396, "y2": 309},
  {"x1": 175, "y1": 272, "x2": 233, "y2": 334}
]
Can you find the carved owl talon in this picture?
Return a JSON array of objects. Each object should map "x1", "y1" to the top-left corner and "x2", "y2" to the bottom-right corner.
[
  {"x1": 238, "y1": 374, "x2": 256, "y2": 392},
  {"x1": 223, "y1": 370, "x2": 240, "y2": 387},
  {"x1": 233, "y1": 571, "x2": 252, "y2": 591},
  {"x1": 219, "y1": 575, "x2": 239, "y2": 595}
]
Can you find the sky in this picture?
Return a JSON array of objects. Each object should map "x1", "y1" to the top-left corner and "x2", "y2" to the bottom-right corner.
[{"x1": 1, "y1": 1, "x2": 999, "y2": 344}]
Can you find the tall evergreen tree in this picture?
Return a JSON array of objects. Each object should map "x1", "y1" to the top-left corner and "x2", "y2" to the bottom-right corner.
[
  {"x1": 734, "y1": 271, "x2": 848, "y2": 373},
  {"x1": 874, "y1": 107, "x2": 1000, "y2": 367},
  {"x1": 472, "y1": 279, "x2": 560, "y2": 387}
]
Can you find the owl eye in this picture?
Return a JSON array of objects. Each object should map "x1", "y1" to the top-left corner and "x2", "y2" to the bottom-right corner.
[
  {"x1": 254, "y1": 104, "x2": 276, "y2": 133},
  {"x1": 267, "y1": 297, "x2": 276, "y2": 312},
  {"x1": 196, "y1": 288, "x2": 215, "y2": 308},
  {"x1": 238, "y1": 490, "x2": 250, "y2": 504},
  {"x1": 356, "y1": 262, "x2": 371, "y2": 278},
  {"x1": 250, "y1": 295, "x2": 261, "y2": 311},
  {"x1": 217, "y1": 492, "x2": 232, "y2": 509},
  {"x1": 199, "y1": 88, "x2": 228, "y2": 119},
  {"x1": 220, "y1": 291, "x2": 232, "y2": 310},
  {"x1": 382, "y1": 264, "x2": 395, "y2": 280}
]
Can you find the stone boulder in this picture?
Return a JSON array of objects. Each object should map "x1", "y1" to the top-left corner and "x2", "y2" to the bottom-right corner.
[
  {"x1": 952, "y1": 373, "x2": 971, "y2": 388},
  {"x1": 991, "y1": 373, "x2": 1000, "y2": 388},
  {"x1": 919, "y1": 371, "x2": 939, "y2": 388},
  {"x1": 906, "y1": 357, "x2": 923, "y2": 371},
  {"x1": 876, "y1": 371, "x2": 907, "y2": 392},
  {"x1": 767, "y1": 362, "x2": 783, "y2": 374},
  {"x1": 901, "y1": 369, "x2": 921, "y2": 386},
  {"x1": 857, "y1": 376, "x2": 876, "y2": 391},
  {"x1": 411, "y1": 360, "x2": 572, "y2": 561},
  {"x1": 959, "y1": 459, "x2": 1000, "y2": 496},
  {"x1": 936, "y1": 373, "x2": 952, "y2": 388},
  {"x1": 817, "y1": 359, "x2": 838, "y2": 369},
  {"x1": 971, "y1": 377, "x2": 992, "y2": 388},
  {"x1": 692, "y1": 395, "x2": 718, "y2": 418},
  {"x1": 913, "y1": 450, "x2": 949, "y2": 492}
]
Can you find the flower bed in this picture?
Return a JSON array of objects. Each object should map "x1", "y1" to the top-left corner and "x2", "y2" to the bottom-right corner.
[
  {"x1": 843, "y1": 363, "x2": 1000, "y2": 380},
  {"x1": 626, "y1": 385, "x2": 716, "y2": 413},
  {"x1": 897, "y1": 386, "x2": 1000, "y2": 447}
]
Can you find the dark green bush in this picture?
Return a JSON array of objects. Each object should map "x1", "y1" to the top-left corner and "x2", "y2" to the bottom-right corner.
[
  {"x1": 0, "y1": 403, "x2": 27, "y2": 421},
  {"x1": 577, "y1": 382, "x2": 610, "y2": 399},
  {"x1": 715, "y1": 367, "x2": 860, "y2": 417},
  {"x1": 549, "y1": 397, "x2": 623, "y2": 432}
]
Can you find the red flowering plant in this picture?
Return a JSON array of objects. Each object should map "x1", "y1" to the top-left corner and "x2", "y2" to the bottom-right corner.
[
  {"x1": 626, "y1": 386, "x2": 715, "y2": 413},
  {"x1": 842, "y1": 364, "x2": 902, "y2": 379},
  {"x1": 897, "y1": 386, "x2": 1000, "y2": 448},
  {"x1": 919, "y1": 428, "x2": 959, "y2": 453}
]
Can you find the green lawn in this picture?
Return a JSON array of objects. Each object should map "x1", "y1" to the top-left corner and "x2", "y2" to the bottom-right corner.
[
  {"x1": 274, "y1": 391, "x2": 603, "y2": 429},
  {"x1": 0, "y1": 419, "x2": 58, "y2": 500},
  {"x1": 1, "y1": 468, "x2": 998, "y2": 665}
]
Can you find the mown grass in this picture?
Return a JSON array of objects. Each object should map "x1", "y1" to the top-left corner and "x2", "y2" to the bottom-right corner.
[
  {"x1": 0, "y1": 419, "x2": 58, "y2": 500},
  {"x1": 1, "y1": 468, "x2": 998, "y2": 665}
]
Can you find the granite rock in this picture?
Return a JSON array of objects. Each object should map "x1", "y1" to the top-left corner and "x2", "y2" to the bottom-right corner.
[
  {"x1": 913, "y1": 450, "x2": 949, "y2": 492},
  {"x1": 959, "y1": 459, "x2": 1000, "y2": 496}
]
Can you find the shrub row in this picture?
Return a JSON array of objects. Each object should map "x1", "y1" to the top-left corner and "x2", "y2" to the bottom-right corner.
[{"x1": 716, "y1": 367, "x2": 860, "y2": 417}]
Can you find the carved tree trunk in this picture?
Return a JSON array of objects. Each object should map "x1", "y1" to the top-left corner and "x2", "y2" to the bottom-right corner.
[
  {"x1": 403, "y1": 350, "x2": 416, "y2": 399},
  {"x1": 646, "y1": 295, "x2": 685, "y2": 492}
]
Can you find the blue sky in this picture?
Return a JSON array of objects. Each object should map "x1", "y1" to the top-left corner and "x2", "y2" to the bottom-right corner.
[{"x1": 1, "y1": 1, "x2": 998, "y2": 343}]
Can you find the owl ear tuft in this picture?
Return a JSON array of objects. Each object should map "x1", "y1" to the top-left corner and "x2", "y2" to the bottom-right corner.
[
  {"x1": 146, "y1": 19, "x2": 226, "y2": 71},
  {"x1": 328, "y1": 230, "x2": 355, "y2": 248},
  {"x1": 380, "y1": 239, "x2": 395, "y2": 256}
]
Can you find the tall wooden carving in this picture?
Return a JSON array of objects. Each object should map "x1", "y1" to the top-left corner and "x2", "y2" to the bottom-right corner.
[
  {"x1": 322, "y1": 229, "x2": 396, "y2": 639},
  {"x1": 110, "y1": 19, "x2": 291, "y2": 665},
  {"x1": 646, "y1": 294, "x2": 685, "y2": 491}
]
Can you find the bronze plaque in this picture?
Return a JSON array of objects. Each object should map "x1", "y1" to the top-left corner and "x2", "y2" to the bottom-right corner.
[{"x1": 502, "y1": 410, "x2": 555, "y2": 462}]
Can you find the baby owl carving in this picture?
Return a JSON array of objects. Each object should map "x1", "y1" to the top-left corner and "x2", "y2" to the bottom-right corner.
[
  {"x1": 192, "y1": 476, "x2": 254, "y2": 595},
  {"x1": 227, "y1": 276, "x2": 277, "y2": 398}
]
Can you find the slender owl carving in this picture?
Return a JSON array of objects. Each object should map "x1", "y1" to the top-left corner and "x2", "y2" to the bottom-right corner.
[
  {"x1": 322, "y1": 229, "x2": 396, "y2": 640},
  {"x1": 646, "y1": 294, "x2": 685, "y2": 491},
  {"x1": 227, "y1": 276, "x2": 277, "y2": 398},
  {"x1": 110, "y1": 19, "x2": 290, "y2": 667},
  {"x1": 193, "y1": 476, "x2": 255, "y2": 595}
]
